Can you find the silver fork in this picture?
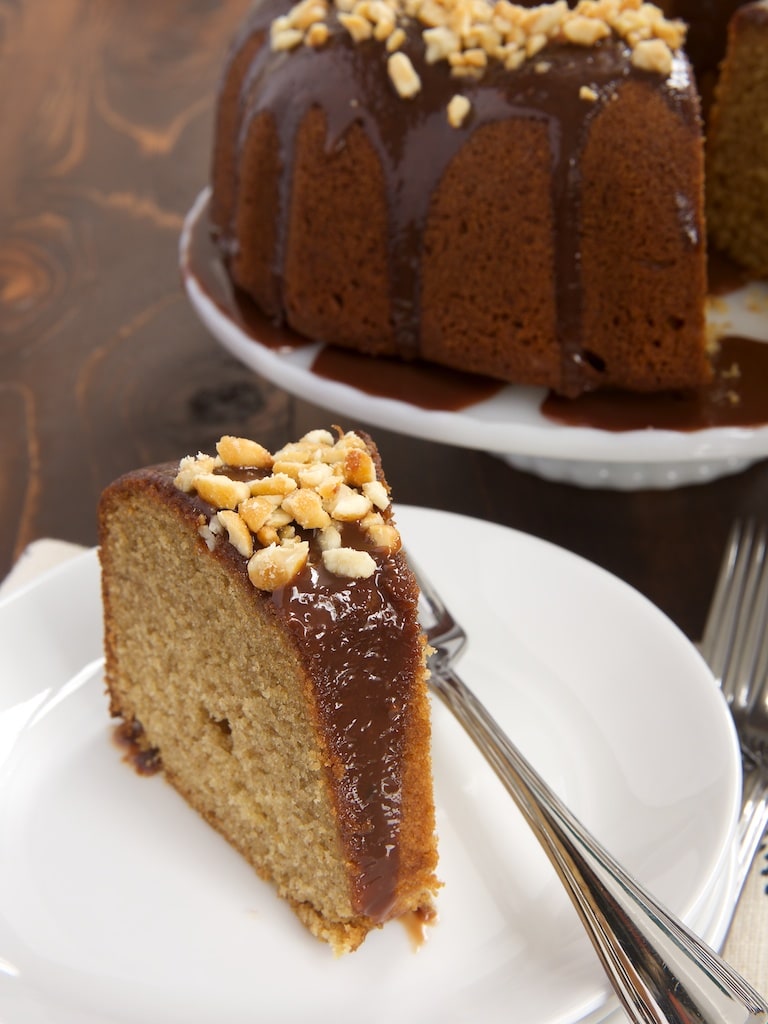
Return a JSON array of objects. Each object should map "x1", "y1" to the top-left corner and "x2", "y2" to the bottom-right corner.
[
  {"x1": 700, "y1": 520, "x2": 768, "y2": 907},
  {"x1": 413, "y1": 559, "x2": 768, "y2": 1024}
]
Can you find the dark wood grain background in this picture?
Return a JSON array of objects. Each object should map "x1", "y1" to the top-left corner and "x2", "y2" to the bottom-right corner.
[{"x1": 2, "y1": 0, "x2": 767, "y2": 641}]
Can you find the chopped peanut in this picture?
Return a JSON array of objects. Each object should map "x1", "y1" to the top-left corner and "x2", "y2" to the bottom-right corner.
[
  {"x1": 216, "y1": 510, "x2": 254, "y2": 558},
  {"x1": 267, "y1": 0, "x2": 685, "y2": 101},
  {"x1": 248, "y1": 542, "x2": 310, "y2": 591},
  {"x1": 175, "y1": 431, "x2": 402, "y2": 590},
  {"x1": 322, "y1": 547, "x2": 377, "y2": 578},
  {"x1": 194, "y1": 474, "x2": 252, "y2": 510},
  {"x1": 216, "y1": 436, "x2": 273, "y2": 470}
]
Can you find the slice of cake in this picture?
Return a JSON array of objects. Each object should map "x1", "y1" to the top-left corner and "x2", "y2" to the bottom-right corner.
[
  {"x1": 706, "y1": 1, "x2": 768, "y2": 277},
  {"x1": 98, "y1": 427, "x2": 440, "y2": 954}
]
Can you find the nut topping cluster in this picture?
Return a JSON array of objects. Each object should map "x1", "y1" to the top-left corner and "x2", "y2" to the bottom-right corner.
[
  {"x1": 269, "y1": 0, "x2": 686, "y2": 122},
  {"x1": 174, "y1": 430, "x2": 400, "y2": 592}
]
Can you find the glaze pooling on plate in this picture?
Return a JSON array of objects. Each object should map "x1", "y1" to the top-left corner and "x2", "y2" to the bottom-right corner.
[
  {"x1": 180, "y1": 188, "x2": 768, "y2": 489},
  {"x1": 0, "y1": 508, "x2": 741, "y2": 1024}
]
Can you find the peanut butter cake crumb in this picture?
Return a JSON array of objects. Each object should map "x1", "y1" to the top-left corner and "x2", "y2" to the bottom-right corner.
[{"x1": 99, "y1": 428, "x2": 440, "y2": 954}]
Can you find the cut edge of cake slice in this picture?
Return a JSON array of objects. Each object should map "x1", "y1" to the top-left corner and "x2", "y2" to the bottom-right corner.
[{"x1": 98, "y1": 426, "x2": 440, "y2": 954}]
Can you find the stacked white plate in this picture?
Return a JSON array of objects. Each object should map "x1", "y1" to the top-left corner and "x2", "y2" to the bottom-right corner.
[{"x1": 0, "y1": 509, "x2": 742, "y2": 1023}]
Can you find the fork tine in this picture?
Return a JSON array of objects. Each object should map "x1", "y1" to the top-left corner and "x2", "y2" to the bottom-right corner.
[
  {"x1": 700, "y1": 522, "x2": 768, "y2": 909},
  {"x1": 735, "y1": 525, "x2": 768, "y2": 715},
  {"x1": 407, "y1": 553, "x2": 468, "y2": 664},
  {"x1": 752, "y1": 603, "x2": 768, "y2": 720},
  {"x1": 700, "y1": 521, "x2": 766, "y2": 691},
  {"x1": 723, "y1": 522, "x2": 768, "y2": 714},
  {"x1": 408, "y1": 553, "x2": 448, "y2": 629},
  {"x1": 700, "y1": 520, "x2": 749, "y2": 679}
]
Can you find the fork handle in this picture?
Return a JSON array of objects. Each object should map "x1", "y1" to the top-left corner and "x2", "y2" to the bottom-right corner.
[{"x1": 431, "y1": 664, "x2": 768, "y2": 1024}]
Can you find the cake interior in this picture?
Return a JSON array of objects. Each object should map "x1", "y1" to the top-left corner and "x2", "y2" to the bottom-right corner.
[{"x1": 99, "y1": 430, "x2": 439, "y2": 954}]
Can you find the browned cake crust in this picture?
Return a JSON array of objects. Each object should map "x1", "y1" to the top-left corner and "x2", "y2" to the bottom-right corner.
[
  {"x1": 706, "y1": 1, "x2": 768, "y2": 277},
  {"x1": 99, "y1": 429, "x2": 439, "y2": 954},
  {"x1": 210, "y1": 0, "x2": 710, "y2": 397}
]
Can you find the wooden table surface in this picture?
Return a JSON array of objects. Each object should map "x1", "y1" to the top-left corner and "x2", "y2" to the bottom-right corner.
[{"x1": 2, "y1": 0, "x2": 768, "y2": 644}]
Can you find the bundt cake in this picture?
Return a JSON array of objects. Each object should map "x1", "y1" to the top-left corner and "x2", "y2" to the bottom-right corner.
[
  {"x1": 705, "y1": 1, "x2": 768, "y2": 277},
  {"x1": 210, "y1": 0, "x2": 710, "y2": 398},
  {"x1": 98, "y1": 428, "x2": 440, "y2": 954}
]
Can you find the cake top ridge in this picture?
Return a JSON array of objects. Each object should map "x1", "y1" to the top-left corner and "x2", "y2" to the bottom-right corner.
[
  {"x1": 269, "y1": 0, "x2": 688, "y2": 116},
  {"x1": 174, "y1": 429, "x2": 401, "y2": 591}
]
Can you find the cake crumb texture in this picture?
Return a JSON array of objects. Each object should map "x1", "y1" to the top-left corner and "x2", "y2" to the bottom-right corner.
[{"x1": 99, "y1": 429, "x2": 439, "y2": 954}]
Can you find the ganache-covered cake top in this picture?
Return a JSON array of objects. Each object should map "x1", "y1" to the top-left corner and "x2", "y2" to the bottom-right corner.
[
  {"x1": 168, "y1": 428, "x2": 422, "y2": 921},
  {"x1": 214, "y1": 0, "x2": 701, "y2": 394}
]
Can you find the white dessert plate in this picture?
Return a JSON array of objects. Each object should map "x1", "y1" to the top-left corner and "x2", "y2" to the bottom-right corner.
[
  {"x1": 180, "y1": 187, "x2": 768, "y2": 490},
  {"x1": 0, "y1": 507, "x2": 742, "y2": 1024}
]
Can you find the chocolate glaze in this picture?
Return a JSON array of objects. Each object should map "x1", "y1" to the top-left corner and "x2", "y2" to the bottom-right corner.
[
  {"x1": 542, "y1": 334, "x2": 768, "y2": 430},
  {"x1": 215, "y1": 2, "x2": 701, "y2": 396},
  {"x1": 185, "y1": 199, "x2": 313, "y2": 350},
  {"x1": 273, "y1": 527, "x2": 422, "y2": 921},
  {"x1": 185, "y1": 198, "x2": 768, "y2": 426},
  {"x1": 185, "y1": 193, "x2": 502, "y2": 406},
  {"x1": 113, "y1": 719, "x2": 162, "y2": 776},
  {"x1": 112, "y1": 459, "x2": 421, "y2": 923},
  {"x1": 312, "y1": 344, "x2": 504, "y2": 409},
  {"x1": 399, "y1": 903, "x2": 438, "y2": 950},
  {"x1": 185, "y1": 197, "x2": 768, "y2": 425}
]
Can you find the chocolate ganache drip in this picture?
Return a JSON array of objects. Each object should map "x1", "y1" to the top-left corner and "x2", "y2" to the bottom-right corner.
[
  {"x1": 217, "y1": 0, "x2": 701, "y2": 394},
  {"x1": 273, "y1": 538, "x2": 421, "y2": 921},
  {"x1": 163, "y1": 459, "x2": 420, "y2": 922}
]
